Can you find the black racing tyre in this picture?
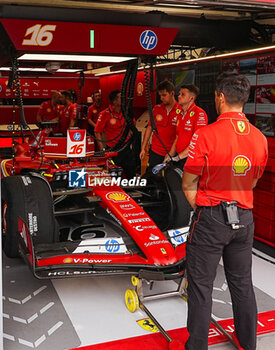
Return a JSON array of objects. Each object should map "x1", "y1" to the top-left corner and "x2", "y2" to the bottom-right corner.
[
  {"x1": 164, "y1": 164, "x2": 192, "y2": 229},
  {"x1": 2, "y1": 174, "x2": 57, "y2": 258}
]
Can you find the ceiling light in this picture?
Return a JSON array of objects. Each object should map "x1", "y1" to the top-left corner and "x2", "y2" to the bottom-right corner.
[
  {"x1": 18, "y1": 54, "x2": 135, "y2": 63},
  {"x1": 0, "y1": 67, "x2": 81, "y2": 73}
]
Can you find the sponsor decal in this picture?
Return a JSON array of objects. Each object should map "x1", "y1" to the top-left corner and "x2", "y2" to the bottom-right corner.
[
  {"x1": 186, "y1": 120, "x2": 191, "y2": 125},
  {"x1": 45, "y1": 139, "x2": 58, "y2": 146},
  {"x1": 144, "y1": 240, "x2": 168, "y2": 247},
  {"x1": 22, "y1": 176, "x2": 32, "y2": 186},
  {"x1": 137, "y1": 82, "x2": 144, "y2": 96},
  {"x1": 93, "y1": 109, "x2": 97, "y2": 113},
  {"x1": 156, "y1": 114, "x2": 163, "y2": 122},
  {"x1": 160, "y1": 248, "x2": 167, "y2": 255},
  {"x1": 48, "y1": 271, "x2": 94, "y2": 276},
  {"x1": 73, "y1": 132, "x2": 81, "y2": 141},
  {"x1": 232, "y1": 155, "x2": 251, "y2": 176},
  {"x1": 168, "y1": 227, "x2": 189, "y2": 246},
  {"x1": 149, "y1": 234, "x2": 159, "y2": 241},
  {"x1": 137, "y1": 318, "x2": 158, "y2": 333},
  {"x1": 190, "y1": 111, "x2": 195, "y2": 117},
  {"x1": 106, "y1": 192, "x2": 130, "y2": 202},
  {"x1": 47, "y1": 108, "x2": 51, "y2": 113},
  {"x1": 123, "y1": 212, "x2": 144, "y2": 218},
  {"x1": 105, "y1": 239, "x2": 120, "y2": 253},
  {"x1": 69, "y1": 168, "x2": 87, "y2": 187},
  {"x1": 134, "y1": 225, "x2": 158, "y2": 232},
  {"x1": 73, "y1": 258, "x2": 112, "y2": 263},
  {"x1": 237, "y1": 121, "x2": 246, "y2": 133},
  {"x1": 63, "y1": 257, "x2": 73, "y2": 263},
  {"x1": 106, "y1": 208, "x2": 122, "y2": 225},
  {"x1": 128, "y1": 218, "x2": 150, "y2": 223},
  {"x1": 110, "y1": 118, "x2": 117, "y2": 125},
  {"x1": 120, "y1": 204, "x2": 135, "y2": 210},
  {"x1": 176, "y1": 108, "x2": 181, "y2": 114},
  {"x1": 140, "y1": 30, "x2": 157, "y2": 50}
]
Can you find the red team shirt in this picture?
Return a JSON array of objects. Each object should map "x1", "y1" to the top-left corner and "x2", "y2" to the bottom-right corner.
[
  {"x1": 149, "y1": 102, "x2": 182, "y2": 156},
  {"x1": 37, "y1": 100, "x2": 63, "y2": 121},
  {"x1": 94, "y1": 106, "x2": 127, "y2": 148},
  {"x1": 59, "y1": 102, "x2": 77, "y2": 135},
  {"x1": 176, "y1": 103, "x2": 208, "y2": 154},
  {"x1": 87, "y1": 103, "x2": 102, "y2": 124},
  {"x1": 184, "y1": 112, "x2": 268, "y2": 209}
]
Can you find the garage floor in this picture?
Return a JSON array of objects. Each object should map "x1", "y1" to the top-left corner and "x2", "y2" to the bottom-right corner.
[{"x1": 2, "y1": 246, "x2": 275, "y2": 350}]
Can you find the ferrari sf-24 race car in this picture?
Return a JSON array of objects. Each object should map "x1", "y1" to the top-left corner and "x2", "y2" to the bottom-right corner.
[{"x1": 1, "y1": 127, "x2": 192, "y2": 280}]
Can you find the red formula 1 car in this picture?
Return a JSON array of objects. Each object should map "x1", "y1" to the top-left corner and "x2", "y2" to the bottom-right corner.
[{"x1": 1, "y1": 125, "x2": 191, "y2": 280}]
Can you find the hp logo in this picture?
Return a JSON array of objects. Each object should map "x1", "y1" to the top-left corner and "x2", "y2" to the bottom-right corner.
[
  {"x1": 105, "y1": 239, "x2": 120, "y2": 253},
  {"x1": 73, "y1": 132, "x2": 81, "y2": 141},
  {"x1": 172, "y1": 230, "x2": 185, "y2": 243},
  {"x1": 140, "y1": 30, "x2": 157, "y2": 50}
]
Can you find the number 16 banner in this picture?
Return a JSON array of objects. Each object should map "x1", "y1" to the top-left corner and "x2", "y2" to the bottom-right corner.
[{"x1": 67, "y1": 129, "x2": 86, "y2": 158}]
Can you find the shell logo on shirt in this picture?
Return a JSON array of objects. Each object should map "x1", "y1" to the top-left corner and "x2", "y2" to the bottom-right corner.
[
  {"x1": 190, "y1": 111, "x2": 195, "y2": 117},
  {"x1": 237, "y1": 121, "x2": 246, "y2": 133},
  {"x1": 106, "y1": 192, "x2": 130, "y2": 202},
  {"x1": 47, "y1": 108, "x2": 51, "y2": 113},
  {"x1": 156, "y1": 114, "x2": 163, "y2": 121},
  {"x1": 110, "y1": 118, "x2": 117, "y2": 125},
  {"x1": 232, "y1": 155, "x2": 251, "y2": 176},
  {"x1": 93, "y1": 109, "x2": 97, "y2": 114}
]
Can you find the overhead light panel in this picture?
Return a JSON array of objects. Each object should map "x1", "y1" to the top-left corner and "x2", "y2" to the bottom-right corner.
[
  {"x1": 0, "y1": 67, "x2": 81, "y2": 73},
  {"x1": 18, "y1": 54, "x2": 135, "y2": 63}
]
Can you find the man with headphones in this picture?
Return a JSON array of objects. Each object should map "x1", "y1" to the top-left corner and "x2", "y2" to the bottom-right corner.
[
  {"x1": 164, "y1": 84, "x2": 208, "y2": 168},
  {"x1": 182, "y1": 73, "x2": 268, "y2": 350}
]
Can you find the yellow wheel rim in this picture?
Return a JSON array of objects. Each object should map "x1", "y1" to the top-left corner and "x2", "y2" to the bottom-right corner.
[
  {"x1": 131, "y1": 275, "x2": 140, "y2": 287},
  {"x1": 125, "y1": 289, "x2": 139, "y2": 313}
]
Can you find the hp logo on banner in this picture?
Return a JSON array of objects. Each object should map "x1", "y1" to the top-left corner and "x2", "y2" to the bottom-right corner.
[{"x1": 140, "y1": 30, "x2": 157, "y2": 50}]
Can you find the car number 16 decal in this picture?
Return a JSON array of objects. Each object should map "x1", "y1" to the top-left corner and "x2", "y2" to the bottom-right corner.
[{"x1": 67, "y1": 130, "x2": 86, "y2": 157}]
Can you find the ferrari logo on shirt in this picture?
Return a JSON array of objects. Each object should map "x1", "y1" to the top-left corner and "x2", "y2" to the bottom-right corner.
[
  {"x1": 190, "y1": 111, "x2": 195, "y2": 117},
  {"x1": 156, "y1": 114, "x2": 163, "y2": 121},
  {"x1": 176, "y1": 108, "x2": 181, "y2": 114},
  {"x1": 232, "y1": 155, "x2": 251, "y2": 176},
  {"x1": 237, "y1": 121, "x2": 246, "y2": 133},
  {"x1": 137, "y1": 318, "x2": 158, "y2": 333},
  {"x1": 110, "y1": 118, "x2": 117, "y2": 125}
]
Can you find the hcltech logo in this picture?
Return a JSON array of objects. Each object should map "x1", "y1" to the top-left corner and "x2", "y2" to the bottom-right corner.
[
  {"x1": 69, "y1": 169, "x2": 86, "y2": 187},
  {"x1": 73, "y1": 132, "x2": 81, "y2": 141},
  {"x1": 140, "y1": 30, "x2": 157, "y2": 50}
]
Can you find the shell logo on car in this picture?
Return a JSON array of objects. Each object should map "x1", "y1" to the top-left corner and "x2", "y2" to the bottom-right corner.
[
  {"x1": 106, "y1": 192, "x2": 130, "y2": 202},
  {"x1": 63, "y1": 257, "x2": 73, "y2": 264},
  {"x1": 232, "y1": 155, "x2": 251, "y2": 176}
]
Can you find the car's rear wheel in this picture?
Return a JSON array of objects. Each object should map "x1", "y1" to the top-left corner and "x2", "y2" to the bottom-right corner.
[{"x1": 1, "y1": 174, "x2": 57, "y2": 258}]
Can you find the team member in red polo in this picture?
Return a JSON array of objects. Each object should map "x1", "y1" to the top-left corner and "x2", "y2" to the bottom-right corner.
[
  {"x1": 59, "y1": 90, "x2": 77, "y2": 135},
  {"x1": 140, "y1": 80, "x2": 182, "y2": 168},
  {"x1": 37, "y1": 91, "x2": 63, "y2": 123},
  {"x1": 182, "y1": 73, "x2": 268, "y2": 350},
  {"x1": 94, "y1": 90, "x2": 136, "y2": 179},
  {"x1": 165, "y1": 84, "x2": 208, "y2": 167},
  {"x1": 87, "y1": 90, "x2": 102, "y2": 133}
]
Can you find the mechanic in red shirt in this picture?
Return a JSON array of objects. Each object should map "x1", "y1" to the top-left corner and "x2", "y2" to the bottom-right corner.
[
  {"x1": 165, "y1": 84, "x2": 208, "y2": 168},
  {"x1": 59, "y1": 90, "x2": 77, "y2": 136},
  {"x1": 36, "y1": 91, "x2": 63, "y2": 123},
  {"x1": 140, "y1": 80, "x2": 182, "y2": 169},
  {"x1": 182, "y1": 73, "x2": 268, "y2": 350},
  {"x1": 87, "y1": 90, "x2": 103, "y2": 134},
  {"x1": 94, "y1": 90, "x2": 136, "y2": 179}
]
